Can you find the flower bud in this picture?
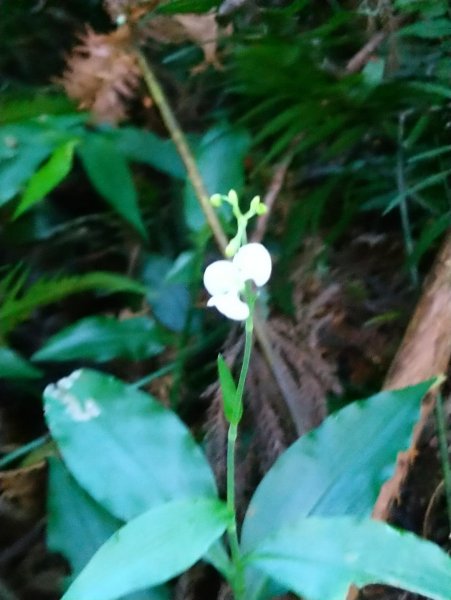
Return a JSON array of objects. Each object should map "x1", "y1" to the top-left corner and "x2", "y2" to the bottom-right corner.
[
  {"x1": 210, "y1": 193, "x2": 222, "y2": 207},
  {"x1": 250, "y1": 195, "x2": 261, "y2": 212},
  {"x1": 227, "y1": 189, "x2": 239, "y2": 206}
]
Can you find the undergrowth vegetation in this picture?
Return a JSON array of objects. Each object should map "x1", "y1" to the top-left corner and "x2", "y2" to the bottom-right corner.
[{"x1": 1, "y1": 0, "x2": 451, "y2": 599}]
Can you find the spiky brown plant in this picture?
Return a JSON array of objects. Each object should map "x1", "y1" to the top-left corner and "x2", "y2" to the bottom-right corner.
[{"x1": 60, "y1": 25, "x2": 141, "y2": 124}]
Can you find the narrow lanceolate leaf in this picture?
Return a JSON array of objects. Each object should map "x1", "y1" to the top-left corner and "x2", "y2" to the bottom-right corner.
[
  {"x1": 217, "y1": 354, "x2": 240, "y2": 424},
  {"x1": 62, "y1": 497, "x2": 230, "y2": 600},
  {"x1": 44, "y1": 369, "x2": 218, "y2": 521},
  {"x1": 0, "y1": 346, "x2": 42, "y2": 379},
  {"x1": 78, "y1": 134, "x2": 147, "y2": 238},
  {"x1": 248, "y1": 516, "x2": 451, "y2": 600},
  {"x1": 48, "y1": 458, "x2": 169, "y2": 600},
  {"x1": 33, "y1": 316, "x2": 165, "y2": 363},
  {"x1": 14, "y1": 139, "x2": 77, "y2": 218}
]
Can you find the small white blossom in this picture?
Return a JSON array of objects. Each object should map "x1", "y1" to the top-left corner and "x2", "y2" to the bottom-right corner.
[{"x1": 203, "y1": 243, "x2": 272, "y2": 321}]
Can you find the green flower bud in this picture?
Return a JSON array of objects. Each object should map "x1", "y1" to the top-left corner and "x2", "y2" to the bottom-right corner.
[
  {"x1": 256, "y1": 202, "x2": 268, "y2": 215},
  {"x1": 210, "y1": 193, "x2": 222, "y2": 207},
  {"x1": 250, "y1": 195, "x2": 261, "y2": 212},
  {"x1": 227, "y1": 189, "x2": 239, "y2": 206}
]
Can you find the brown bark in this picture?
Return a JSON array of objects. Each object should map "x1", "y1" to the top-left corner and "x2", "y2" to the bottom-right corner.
[
  {"x1": 373, "y1": 230, "x2": 451, "y2": 520},
  {"x1": 346, "y1": 230, "x2": 451, "y2": 600}
]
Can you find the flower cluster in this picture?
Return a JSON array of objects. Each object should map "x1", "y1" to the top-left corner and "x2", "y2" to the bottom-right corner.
[{"x1": 204, "y1": 242, "x2": 272, "y2": 321}]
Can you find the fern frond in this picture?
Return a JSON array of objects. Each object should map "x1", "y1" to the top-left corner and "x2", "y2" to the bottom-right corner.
[{"x1": 0, "y1": 270, "x2": 145, "y2": 338}]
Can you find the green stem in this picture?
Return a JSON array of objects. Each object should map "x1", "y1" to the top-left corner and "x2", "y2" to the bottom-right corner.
[
  {"x1": 135, "y1": 50, "x2": 228, "y2": 254},
  {"x1": 397, "y1": 112, "x2": 418, "y2": 287},
  {"x1": 434, "y1": 393, "x2": 451, "y2": 533},
  {"x1": 0, "y1": 434, "x2": 50, "y2": 469},
  {"x1": 226, "y1": 289, "x2": 255, "y2": 598}
]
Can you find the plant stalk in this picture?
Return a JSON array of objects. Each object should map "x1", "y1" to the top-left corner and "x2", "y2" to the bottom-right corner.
[
  {"x1": 226, "y1": 290, "x2": 255, "y2": 598},
  {"x1": 135, "y1": 50, "x2": 228, "y2": 253}
]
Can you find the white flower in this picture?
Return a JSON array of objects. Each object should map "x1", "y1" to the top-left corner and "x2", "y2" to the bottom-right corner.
[{"x1": 203, "y1": 243, "x2": 272, "y2": 321}]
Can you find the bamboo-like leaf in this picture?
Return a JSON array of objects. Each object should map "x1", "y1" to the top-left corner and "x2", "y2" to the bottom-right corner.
[{"x1": 14, "y1": 139, "x2": 77, "y2": 218}]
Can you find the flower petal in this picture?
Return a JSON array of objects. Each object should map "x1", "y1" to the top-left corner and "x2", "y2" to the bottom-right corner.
[
  {"x1": 233, "y1": 243, "x2": 272, "y2": 287},
  {"x1": 203, "y1": 260, "x2": 242, "y2": 296},
  {"x1": 207, "y1": 293, "x2": 250, "y2": 321}
]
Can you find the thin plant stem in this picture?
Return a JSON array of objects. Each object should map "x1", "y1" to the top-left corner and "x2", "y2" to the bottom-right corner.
[
  {"x1": 397, "y1": 112, "x2": 418, "y2": 287},
  {"x1": 434, "y1": 393, "x2": 451, "y2": 535},
  {"x1": 135, "y1": 50, "x2": 228, "y2": 254},
  {"x1": 226, "y1": 289, "x2": 255, "y2": 598},
  {"x1": 0, "y1": 434, "x2": 50, "y2": 469}
]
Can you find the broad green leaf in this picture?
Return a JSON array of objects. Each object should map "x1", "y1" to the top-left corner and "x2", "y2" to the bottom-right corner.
[
  {"x1": 48, "y1": 458, "x2": 168, "y2": 600},
  {"x1": 62, "y1": 497, "x2": 229, "y2": 600},
  {"x1": 33, "y1": 316, "x2": 165, "y2": 363},
  {"x1": 110, "y1": 127, "x2": 185, "y2": 179},
  {"x1": 78, "y1": 134, "x2": 146, "y2": 238},
  {"x1": 44, "y1": 369, "x2": 218, "y2": 520},
  {"x1": 400, "y1": 18, "x2": 451, "y2": 38},
  {"x1": 248, "y1": 516, "x2": 451, "y2": 600},
  {"x1": 217, "y1": 354, "x2": 240, "y2": 424},
  {"x1": 0, "y1": 271, "x2": 146, "y2": 337},
  {"x1": 0, "y1": 346, "x2": 42, "y2": 379},
  {"x1": 142, "y1": 254, "x2": 193, "y2": 332},
  {"x1": 242, "y1": 380, "x2": 433, "y2": 549},
  {"x1": 183, "y1": 124, "x2": 250, "y2": 231},
  {"x1": 241, "y1": 381, "x2": 434, "y2": 600},
  {"x1": 14, "y1": 139, "x2": 77, "y2": 218}
]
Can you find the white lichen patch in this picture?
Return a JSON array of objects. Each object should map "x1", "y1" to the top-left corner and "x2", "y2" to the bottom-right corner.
[
  {"x1": 46, "y1": 380, "x2": 101, "y2": 422},
  {"x1": 58, "y1": 369, "x2": 83, "y2": 391}
]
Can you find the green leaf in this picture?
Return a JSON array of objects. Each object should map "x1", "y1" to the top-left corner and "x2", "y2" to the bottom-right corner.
[
  {"x1": 217, "y1": 354, "x2": 240, "y2": 424},
  {"x1": 157, "y1": 0, "x2": 220, "y2": 14},
  {"x1": 0, "y1": 346, "x2": 42, "y2": 379},
  {"x1": 409, "y1": 214, "x2": 450, "y2": 266},
  {"x1": 183, "y1": 124, "x2": 250, "y2": 231},
  {"x1": 400, "y1": 18, "x2": 451, "y2": 38},
  {"x1": 0, "y1": 142, "x2": 53, "y2": 207},
  {"x1": 48, "y1": 457, "x2": 168, "y2": 600},
  {"x1": 248, "y1": 516, "x2": 451, "y2": 600},
  {"x1": 33, "y1": 316, "x2": 165, "y2": 363},
  {"x1": 44, "y1": 369, "x2": 218, "y2": 520},
  {"x1": 242, "y1": 380, "x2": 433, "y2": 548},
  {"x1": 78, "y1": 134, "x2": 146, "y2": 238},
  {"x1": 241, "y1": 380, "x2": 434, "y2": 600},
  {"x1": 0, "y1": 271, "x2": 146, "y2": 337},
  {"x1": 142, "y1": 254, "x2": 193, "y2": 332},
  {"x1": 110, "y1": 127, "x2": 185, "y2": 179},
  {"x1": 14, "y1": 139, "x2": 77, "y2": 218},
  {"x1": 383, "y1": 169, "x2": 451, "y2": 214},
  {"x1": 62, "y1": 497, "x2": 229, "y2": 600}
]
